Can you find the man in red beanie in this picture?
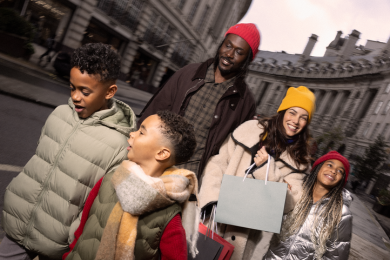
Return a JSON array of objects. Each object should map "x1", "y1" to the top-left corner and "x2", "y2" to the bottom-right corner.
[{"x1": 138, "y1": 23, "x2": 260, "y2": 182}]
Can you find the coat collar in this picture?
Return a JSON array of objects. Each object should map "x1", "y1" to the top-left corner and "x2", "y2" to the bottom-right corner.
[
  {"x1": 68, "y1": 98, "x2": 136, "y2": 135},
  {"x1": 192, "y1": 58, "x2": 247, "y2": 98},
  {"x1": 231, "y1": 120, "x2": 306, "y2": 171}
]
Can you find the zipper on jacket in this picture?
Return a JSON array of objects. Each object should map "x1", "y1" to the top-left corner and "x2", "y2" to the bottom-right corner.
[{"x1": 23, "y1": 120, "x2": 83, "y2": 245}]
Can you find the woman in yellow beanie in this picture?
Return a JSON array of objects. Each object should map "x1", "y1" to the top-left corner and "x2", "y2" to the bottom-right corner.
[{"x1": 198, "y1": 86, "x2": 316, "y2": 260}]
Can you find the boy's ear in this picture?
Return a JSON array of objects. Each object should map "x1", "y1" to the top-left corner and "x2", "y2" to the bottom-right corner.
[
  {"x1": 155, "y1": 147, "x2": 171, "y2": 162},
  {"x1": 105, "y1": 84, "x2": 118, "y2": 100}
]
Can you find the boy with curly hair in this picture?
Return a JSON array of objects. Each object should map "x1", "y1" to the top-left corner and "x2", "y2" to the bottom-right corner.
[
  {"x1": 63, "y1": 111, "x2": 199, "y2": 260},
  {"x1": 1, "y1": 43, "x2": 136, "y2": 260}
]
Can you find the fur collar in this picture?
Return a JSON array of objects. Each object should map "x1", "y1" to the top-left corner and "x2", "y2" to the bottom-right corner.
[{"x1": 231, "y1": 120, "x2": 306, "y2": 172}]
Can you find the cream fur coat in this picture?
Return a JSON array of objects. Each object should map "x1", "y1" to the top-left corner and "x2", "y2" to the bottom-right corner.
[{"x1": 198, "y1": 120, "x2": 309, "y2": 260}]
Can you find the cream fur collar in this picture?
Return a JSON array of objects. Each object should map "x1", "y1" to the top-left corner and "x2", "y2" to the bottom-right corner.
[{"x1": 231, "y1": 120, "x2": 306, "y2": 171}]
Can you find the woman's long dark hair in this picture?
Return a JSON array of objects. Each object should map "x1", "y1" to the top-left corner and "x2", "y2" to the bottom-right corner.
[{"x1": 258, "y1": 109, "x2": 311, "y2": 170}]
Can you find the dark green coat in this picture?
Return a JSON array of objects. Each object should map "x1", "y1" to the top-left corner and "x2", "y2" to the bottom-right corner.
[{"x1": 65, "y1": 171, "x2": 181, "y2": 260}]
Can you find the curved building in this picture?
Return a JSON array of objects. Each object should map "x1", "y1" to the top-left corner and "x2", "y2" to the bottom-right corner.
[{"x1": 247, "y1": 29, "x2": 390, "y2": 161}]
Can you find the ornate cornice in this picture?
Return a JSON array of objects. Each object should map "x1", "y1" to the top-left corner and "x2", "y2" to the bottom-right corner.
[{"x1": 249, "y1": 54, "x2": 390, "y2": 80}]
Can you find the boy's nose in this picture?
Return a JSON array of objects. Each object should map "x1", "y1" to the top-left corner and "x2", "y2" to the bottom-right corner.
[
  {"x1": 71, "y1": 91, "x2": 81, "y2": 102},
  {"x1": 129, "y1": 131, "x2": 135, "y2": 139}
]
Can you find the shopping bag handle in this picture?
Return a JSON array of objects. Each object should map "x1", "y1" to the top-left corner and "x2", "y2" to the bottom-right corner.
[{"x1": 243, "y1": 154, "x2": 271, "y2": 185}]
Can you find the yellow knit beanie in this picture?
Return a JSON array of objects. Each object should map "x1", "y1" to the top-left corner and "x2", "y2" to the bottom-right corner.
[{"x1": 277, "y1": 86, "x2": 316, "y2": 122}]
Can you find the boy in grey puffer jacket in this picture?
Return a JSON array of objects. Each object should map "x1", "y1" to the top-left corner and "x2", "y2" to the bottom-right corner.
[{"x1": 0, "y1": 43, "x2": 136, "y2": 260}]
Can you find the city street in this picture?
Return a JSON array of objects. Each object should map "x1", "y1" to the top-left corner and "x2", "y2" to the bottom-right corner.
[
  {"x1": 0, "y1": 54, "x2": 390, "y2": 259},
  {"x1": 0, "y1": 93, "x2": 53, "y2": 239}
]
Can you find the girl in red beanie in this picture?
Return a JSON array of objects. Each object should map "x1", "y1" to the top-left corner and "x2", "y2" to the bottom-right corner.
[{"x1": 263, "y1": 151, "x2": 352, "y2": 260}]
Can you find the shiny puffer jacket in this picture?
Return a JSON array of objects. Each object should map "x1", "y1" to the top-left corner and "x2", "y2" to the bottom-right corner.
[{"x1": 264, "y1": 190, "x2": 352, "y2": 260}]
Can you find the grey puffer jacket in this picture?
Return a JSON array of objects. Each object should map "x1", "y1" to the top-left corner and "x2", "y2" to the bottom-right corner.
[
  {"x1": 2, "y1": 98, "x2": 136, "y2": 260},
  {"x1": 263, "y1": 190, "x2": 353, "y2": 260}
]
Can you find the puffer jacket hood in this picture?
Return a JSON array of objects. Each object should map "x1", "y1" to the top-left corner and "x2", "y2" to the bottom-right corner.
[
  {"x1": 2, "y1": 98, "x2": 136, "y2": 259},
  {"x1": 264, "y1": 190, "x2": 353, "y2": 260}
]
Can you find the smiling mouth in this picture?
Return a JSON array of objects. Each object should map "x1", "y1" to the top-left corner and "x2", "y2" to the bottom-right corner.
[
  {"x1": 221, "y1": 57, "x2": 233, "y2": 66},
  {"x1": 287, "y1": 124, "x2": 298, "y2": 132},
  {"x1": 324, "y1": 174, "x2": 335, "y2": 181}
]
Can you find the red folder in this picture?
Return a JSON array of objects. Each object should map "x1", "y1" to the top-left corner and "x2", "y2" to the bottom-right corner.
[{"x1": 198, "y1": 223, "x2": 235, "y2": 260}]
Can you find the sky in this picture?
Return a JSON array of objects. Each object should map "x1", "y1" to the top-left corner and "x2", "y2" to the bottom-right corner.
[{"x1": 239, "y1": 0, "x2": 390, "y2": 57}]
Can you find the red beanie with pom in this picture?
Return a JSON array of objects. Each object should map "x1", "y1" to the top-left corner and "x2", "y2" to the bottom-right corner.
[
  {"x1": 312, "y1": 151, "x2": 350, "y2": 186},
  {"x1": 224, "y1": 23, "x2": 260, "y2": 60}
]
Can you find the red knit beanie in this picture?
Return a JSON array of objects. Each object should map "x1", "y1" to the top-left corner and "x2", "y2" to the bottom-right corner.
[
  {"x1": 224, "y1": 23, "x2": 260, "y2": 60},
  {"x1": 312, "y1": 151, "x2": 350, "y2": 186}
]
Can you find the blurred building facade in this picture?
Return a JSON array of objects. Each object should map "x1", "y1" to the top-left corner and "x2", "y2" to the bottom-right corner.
[
  {"x1": 246, "y1": 29, "x2": 390, "y2": 163},
  {"x1": 1, "y1": 0, "x2": 252, "y2": 87}
]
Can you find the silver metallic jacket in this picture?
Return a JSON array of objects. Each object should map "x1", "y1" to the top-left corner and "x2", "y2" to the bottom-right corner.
[{"x1": 263, "y1": 190, "x2": 353, "y2": 260}]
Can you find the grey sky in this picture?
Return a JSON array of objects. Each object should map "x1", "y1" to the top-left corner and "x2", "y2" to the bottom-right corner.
[{"x1": 239, "y1": 0, "x2": 390, "y2": 57}]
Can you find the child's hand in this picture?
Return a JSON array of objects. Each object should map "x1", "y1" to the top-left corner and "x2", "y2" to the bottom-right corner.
[{"x1": 254, "y1": 146, "x2": 269, "y2": 166}]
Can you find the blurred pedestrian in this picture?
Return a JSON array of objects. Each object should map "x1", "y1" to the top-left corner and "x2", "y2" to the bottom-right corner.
[
  {"x1": 39, "y1": 34, "x2": 56, "y2": 63},
  {"x1": 351, "y1": 179, "x2": 360, "y2": 193}
]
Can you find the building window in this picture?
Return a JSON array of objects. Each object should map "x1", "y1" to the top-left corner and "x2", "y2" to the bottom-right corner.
[
  {"x1": 187, "y1": 0, "x2": 200, "y2": 23},
  {"x1": 143, "y1": 12, "x2": 175, "y2": 52},
  {"x1": 383, "y1": 101, "x2": 390, "y2": 115},
  {"x1": 97, "y1": 0, "x2": 145, "y2": 32},
  {"x1": 362, "y1": 122, "x2": 372, "y2": 137},
  {"x1": 371, "y1": 123, "x2": 380, "y2": 139},
  {"x1": 385, "y1": 83, "x2": 390, "y2": 94},
  {"x1": 256, "y1": 81, "x2": 270, "y2": 107},
  {"x1": 382, "y1": 123, "x2": 389, "y2": 138},
  {"x1": 196, "y1": 5, "x2": 210, "y2": 32},
  {"x1": 177, "y1": 0, "x2": 186, "y2": 10},
  {"x1": 374, "y1": 101, "x2": 383, "y2": 114},
  {"x1": 170, "y1": 34, "x2": 192, "y2": 67}
]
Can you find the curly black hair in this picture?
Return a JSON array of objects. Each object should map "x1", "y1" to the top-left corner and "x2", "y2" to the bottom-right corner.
[
  {"x1": 71, "y1": 43, "x2": 121, "y2": 82},
  {"x1": 157, "y1": 111, "x2": 196, "y2": 164}
]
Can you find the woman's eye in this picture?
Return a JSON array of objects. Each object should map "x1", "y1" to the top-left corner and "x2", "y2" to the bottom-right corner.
[{"x1": 82, "y1": 92, "x2": 90, "y2": 96}]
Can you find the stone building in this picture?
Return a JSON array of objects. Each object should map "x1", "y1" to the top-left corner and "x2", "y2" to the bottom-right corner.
[
  {"x1": 1, "y1": 0, "x2": 252, "y2": 87},
  {"x1": 246, "y1": 29, "x2": 390, "y2": 163}
]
